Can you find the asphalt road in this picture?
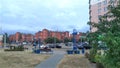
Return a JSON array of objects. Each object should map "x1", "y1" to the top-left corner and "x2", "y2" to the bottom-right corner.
[{"x1": 35, "y1": 50, "x2": 66, "y2": 68}]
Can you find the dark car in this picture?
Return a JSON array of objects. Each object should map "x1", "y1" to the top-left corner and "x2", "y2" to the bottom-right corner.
[
  {"x1": 82, "y1": 42, "x2": 92, "y2": 49},
  {"x1": 77, "y1": 45, "x2": 84, "y2": 49},
  {"x1": 77, "y1": 43, "x2": 84, "y2": 49},
  {"x1": 84, "y1": 45, "x2": 92, "y2": 49},
  {"x1": 77, "y1": 42, "x2": 92, "y2": 49},
  {"x1": 55, "y1": 44, "x2": 62, "y2": 48},
  {"x1": 49, "y1": 44, "x2": 55, "y2": 48},
  {"x1": 56, "y1": 45, "x2": 62, "y2": 48}
]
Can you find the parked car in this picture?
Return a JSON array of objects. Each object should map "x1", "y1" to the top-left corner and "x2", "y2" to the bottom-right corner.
[
  {"x1": 84, "y1": 45, "x2": 92, "y2": 49},
  {"x1": 77, "y1": 45, "x2": 84, "y2": 49},
  {"x1": 56, "y1": 45, "x2": 62, "y2": 48},
  {"x1": 77, "y1": 42, "x2": 92, "y2": 49},
  {"x1": 22, "y1": 42, "x2": 27, "y2": 45},
  {"x1": 65, "y1": 43, "x2": 68, "y2": 46},
  {"x1": 48, "y1": 44, "x2": 55, "y2": 48},
  {"x1": 82, "y1": 42, "x2": 92, "y2": 49}
]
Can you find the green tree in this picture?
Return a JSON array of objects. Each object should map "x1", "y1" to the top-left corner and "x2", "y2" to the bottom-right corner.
[
  {"x1": 64, "y1": 37, "x2": 70, "y2": 43},
  {"x1": 88, "y1": 1, "x2": 120, "y2": 68},
  {"x1": 44, "y1": 37, "x2": 60, "y2": 43},
  {"x1": 86, "y1": 31, "x2": 99, "y2": 62},
  {"x1": 101, "y1": 2, "x2": 120, "y2": 68}
]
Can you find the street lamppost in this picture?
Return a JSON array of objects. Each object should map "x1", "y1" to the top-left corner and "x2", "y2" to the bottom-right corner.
[
  {"x1": 72, "y1": 29, "x2": 77, "y2": 50},
  {"x1": 33, "y1": 38, "x2": 37, "y2": 50},
  {"x1": 38, "y1": 38, "x2": 41, "y2": 49}
]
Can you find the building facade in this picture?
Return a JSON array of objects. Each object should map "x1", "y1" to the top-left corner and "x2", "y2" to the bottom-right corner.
[
  {"x1": 21, "y1": 34, "x2": 33, "y2": 42},
  {"x1": 15, "y1": 32, "x2": 21, "y2": 42},
  {"x1": 9, "y1": 29, "x2": 86, "y2": 43},
  {"x1": 35, "y1": 29, "x2": 70, "y2": 41},
  {"x1": 9, "y1": 29, "x2": 70, "y2": 43},
  {"x1": 89, "y1": 0, "x2": 119, "y2": 32},
  {"x1": 9, "y1": 32, "x2": 34, "y2": 43}
]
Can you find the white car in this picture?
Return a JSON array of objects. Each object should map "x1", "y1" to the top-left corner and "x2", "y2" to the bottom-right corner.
[{"x1": 40, "y1": 45, "x2": 46, "y2": 48}]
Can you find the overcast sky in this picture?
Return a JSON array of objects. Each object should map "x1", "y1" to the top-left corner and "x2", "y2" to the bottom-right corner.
[{"x1": 0, "y1": 0, "x2": 89, "y2": 34}]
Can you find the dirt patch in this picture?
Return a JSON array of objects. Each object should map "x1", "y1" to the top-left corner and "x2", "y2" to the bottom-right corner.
[
  {"x1": 0, "y1": 50, "x2": 51, "y2": 68},
  {"x1": 57, "y1": 54, "x2": 96, "y2": 68}
]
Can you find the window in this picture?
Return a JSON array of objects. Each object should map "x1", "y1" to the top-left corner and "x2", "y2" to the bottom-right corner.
[
  {"x1": 98, "y1": 2, "x2": 101, "y2": 7},
  {"x1": 98, "y1": 15, "x2": 102, "y2": 19},
  {"x1": 104, "y1": 7, "x2": 107, "y2": 12},
  {"x1": 98, "y1": 15, "x2": 102, "y2": 22},
  {"x1": 104, "y1": 14, "x2": 107, "y2": 17},
  {"x1": 103, "y1": 0, "x2": 107, "y2": 5},
  {"x1": 98, "y1": 8, "x2": 102, "y2": 13}
]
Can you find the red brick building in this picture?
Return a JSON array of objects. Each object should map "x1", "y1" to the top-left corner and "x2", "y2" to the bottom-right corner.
[
  {"x1": 21, "y1": 34, "x2": 33, "y2": 42},
  {"x1": 35, "y1": 29, "x2": 70, "y2": 41},
  {"x1": 15, "y1": 32, "x2": 21, "y2": 42},
  {"x1": 9, "y1": 35, "x2": 16, "y2": 42},
  {"x1": 9, "y1": 29, "x2": 85, "y2": 43},
  {"x1": 9, "y1": 32, "x2": 34, "y2": 43}
]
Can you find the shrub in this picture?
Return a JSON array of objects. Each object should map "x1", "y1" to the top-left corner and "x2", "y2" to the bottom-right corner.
[
  {"x1": 85, "y1": 52, "x2": 90, "y2": 58},
  {"x1": 4, "y1": 45, "x2": 24, "y2": 51},
  {"x1": 89, "y1": 49, "x2": 96, "y2": 63},
  {"x1": 95, "y1": 52, "x2": 104, "y2": 68},
  {"x1": 96, "y1": 62, "x2": 104, "y2": 68}
]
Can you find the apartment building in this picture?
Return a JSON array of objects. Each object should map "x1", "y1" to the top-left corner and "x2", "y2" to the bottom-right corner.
[
  {"x1": 35, "y1": 29, "x2": 49, "y2": 40},
  {"x1": 9, "y1": 32, "x2": 34, "y2": 43},
  {"x1": 21, "y1": 34, "x2": 33, "y2": 42},
  {"x1": 35, "y1": 29, "x2": 70, "y2": 41},
  {"x1": 9, "y1": 29, "x2": 70, "y2": 43},
  {"x1": 89, "y1": 0, "x2": 119, "y2": 32},
  {"x1": 15, "y1": 32, "x2": 21, "y2": 42},
  {"x1": 9, "y1": 29, "x2": 87, "y2": 43},
  {"x1": 9, "y1": 35, "x2": 15, "y2": 42}
]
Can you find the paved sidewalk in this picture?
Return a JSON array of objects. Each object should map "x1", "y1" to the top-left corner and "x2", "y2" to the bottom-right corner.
[{"x1": 35, "y1": 50, "x2": 65, "y2": 68}]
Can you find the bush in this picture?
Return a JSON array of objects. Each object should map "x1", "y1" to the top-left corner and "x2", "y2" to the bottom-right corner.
[
  {"x1": 15, "y1": 46, "x2": 24, "y2": 51},
  {"x1": 85, "y1": 52, "x2": 90, "y2": 58},
  {"x1": 89, "y1": 49, "x2": 97, "y2": 63},
  {"x1": 95, "y1": 52, "x2": 102, "y2": 62},
  {"x1": 4, "y1": 45, "x2": 24, "y2": 51},
  {"x1": 95, "y1": 52, "x2": 104, "y2": 68},
  {"x1": 96, "y1": 62, "x2": 104, "y2": 68}
]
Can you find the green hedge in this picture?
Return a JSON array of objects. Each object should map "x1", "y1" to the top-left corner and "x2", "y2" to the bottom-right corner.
[{"x1": 4, "y1": 46, "x2": 24, "y2": 51}]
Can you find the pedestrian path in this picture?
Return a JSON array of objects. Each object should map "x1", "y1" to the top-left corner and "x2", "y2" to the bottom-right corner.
[{"x1": 35, "y1": 50, "x2": 65, "y2": 68}]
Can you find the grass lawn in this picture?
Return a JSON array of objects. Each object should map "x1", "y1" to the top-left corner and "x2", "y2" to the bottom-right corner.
[
  {"x1": 0, "y1": 50, "x2": 51, "y2": 68},
  {"x1": 57, "y1": 54, "x2": 95, "y2": 68}
]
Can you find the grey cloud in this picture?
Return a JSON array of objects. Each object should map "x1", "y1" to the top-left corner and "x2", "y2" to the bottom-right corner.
[{"x1": 0, "y1": 0, "x2": 89, "y2": 34}]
